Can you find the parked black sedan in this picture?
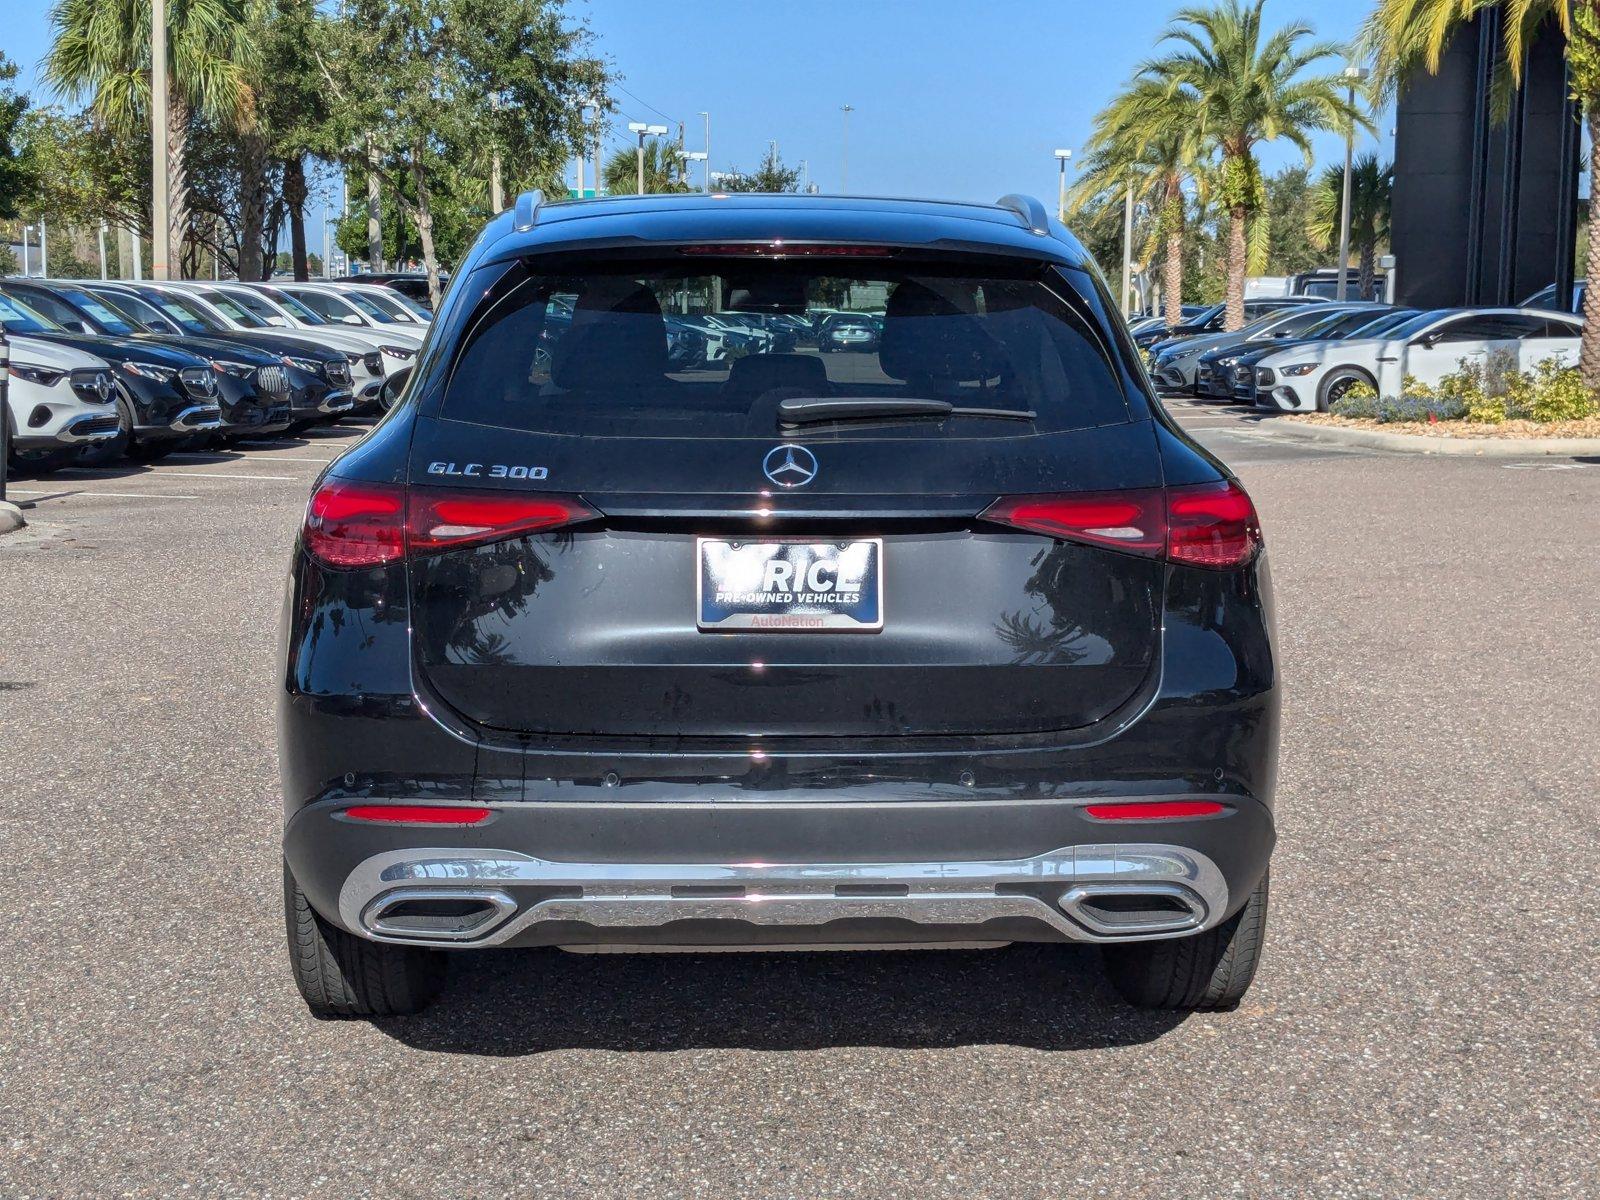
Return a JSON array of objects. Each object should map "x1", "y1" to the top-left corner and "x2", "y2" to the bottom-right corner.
[{"x1": 0, "y1": 288, "x2": 220, "y2": 460}]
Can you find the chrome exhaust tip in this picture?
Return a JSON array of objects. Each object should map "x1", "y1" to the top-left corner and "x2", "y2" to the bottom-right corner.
[
  {"x1": 1059, "y1": 883, "x2": 1208, "y2": 938},
  {"x1": 362, "y1": 887, "x2": 516, "y2": 942}
]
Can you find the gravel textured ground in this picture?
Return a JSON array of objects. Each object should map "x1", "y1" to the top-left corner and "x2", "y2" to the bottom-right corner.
[{"x1": 1, "y1": 406, "x2": 1596, "y2": 1198}]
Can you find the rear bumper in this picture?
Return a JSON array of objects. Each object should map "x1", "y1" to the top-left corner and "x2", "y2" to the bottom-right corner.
[{"x1": 284, "y1": 795, "x2": 1272, "y2": 950}]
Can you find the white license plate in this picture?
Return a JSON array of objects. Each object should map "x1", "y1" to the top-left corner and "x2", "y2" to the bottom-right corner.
[{"x1": 697, "y1": 539, "x2": 883, "y2": 632}]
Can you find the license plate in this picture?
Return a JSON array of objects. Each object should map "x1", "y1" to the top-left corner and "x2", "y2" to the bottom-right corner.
[{"x1": 697, "y1": 539, "x2": 883, "y2": 632}]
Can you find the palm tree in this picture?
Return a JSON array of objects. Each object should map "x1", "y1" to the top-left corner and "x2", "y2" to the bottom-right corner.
[
  {"x1": 1144, "y1": 0, "x2": 1367, "y2": 329},
  {"x1": 1073, "y1": 78, "x2": 1208, "y2": 330},
  {"x1": 1306, "y1": 154, "x2": 1392, "y2": 298},
  {"x1": 602, "y1": 139, "x2": 690, "y2": 195},
  {"x1": 1362, "y1": 0, "x2": 1600, "y2": 389},
  {"x1": 45, "y1": 0, "x2": 255, "y2": 276}
]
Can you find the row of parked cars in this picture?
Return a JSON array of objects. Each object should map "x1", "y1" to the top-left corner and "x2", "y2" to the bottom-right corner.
[
  {"x1": 1133, "y1": 297, "x2": 1583, "y2": 411},
  {"x1": 1, "y1": 276, "x2": 432, "y2": 471}
]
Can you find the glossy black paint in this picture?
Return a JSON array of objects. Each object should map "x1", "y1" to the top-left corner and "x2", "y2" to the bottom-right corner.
[{"x1": 279, "y1": 194, "x2": 1280, "y2": 941}]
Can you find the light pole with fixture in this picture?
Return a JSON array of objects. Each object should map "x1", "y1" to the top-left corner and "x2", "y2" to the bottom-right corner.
[
  {"x1": 699, "y1": 112, "x2": 711, "y2": 193},
  {"x1": 20, "y1": 224, "x2": 30, "y2": 276},
  {"x1": 679, "y1": 150, "x2": 708, "y2": 192},
  {"x1": 628, "y1": 122, "x2": 669, "y2": 194},
  {"x1": 840, "y1": 105, "x2": 854, "y2": 192},
  {"x1": 1337, "y1": 64, "x2": 1370, "y2": 301},
  {"x1": 1053, "y1": 148, "x2": 1072, "y2": 222}
]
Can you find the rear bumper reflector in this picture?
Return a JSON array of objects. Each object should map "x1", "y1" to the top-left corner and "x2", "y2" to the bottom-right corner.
[
  {"x1": 1083, "y1": 800, "x2": 1227, "y2": 820},
  {"x1": 341, "y1": 805, "x2": 492, "y2": 826}
]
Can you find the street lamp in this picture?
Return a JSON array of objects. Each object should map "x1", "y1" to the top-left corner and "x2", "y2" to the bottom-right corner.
[
  {"x1": 698, "y1": 111, "x2": 711, "y2": 195},
  {"x1": 1053, "y1": 148, "x2": 1072, "y2": 222},
  {"x1": 20, "y1": 224, "x2": 30, "y2": 276},
  {"x1": 840, "y1": 104, "x2": 855, "y2": 192},
  {"x1": 679, "y1": 150, "x2": 708, "y2": 192},
  {"x1": 628, "y1": 122, "x2": 669, "y2": 194},
  {"x1": 1337, "y1": 64, "x2": 1370, "y2": 302}
]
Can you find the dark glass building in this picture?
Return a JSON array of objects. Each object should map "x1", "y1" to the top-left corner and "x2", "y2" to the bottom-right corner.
[{"x1": 1390, "y1": 12, "x2": 1581, "y2": 308}]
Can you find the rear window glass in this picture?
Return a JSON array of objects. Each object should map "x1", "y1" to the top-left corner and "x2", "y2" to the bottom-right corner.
[{"x1": 440, "y1": 260, "x2": 1130, "y2": 438}]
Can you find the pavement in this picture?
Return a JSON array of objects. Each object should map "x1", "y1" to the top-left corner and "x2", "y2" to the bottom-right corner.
[{"x1": 2, "y1": 404, "x2": 1597, "y2": 1198}]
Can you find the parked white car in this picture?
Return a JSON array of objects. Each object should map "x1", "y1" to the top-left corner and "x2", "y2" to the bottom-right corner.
[
  {"x1": 3, "y1": 334, "x2": 121, "y2": 468},
  {"x1": 266, "y1": 282, "x2": 427, "y2": 354},
  {"x1": 324, "y1": 282, "x2": 431, "y2": 328},
  {"x1": 1252, "y1": 308, "x2": 1583, "y2": 412},
  {"x1": 210, "y1": 282, "x2": 420, "y2": 399}
]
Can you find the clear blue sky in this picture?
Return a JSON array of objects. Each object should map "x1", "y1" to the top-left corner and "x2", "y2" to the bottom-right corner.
[{"x1": 7, "y1": 0, "x2": 1393, "y2": 247}]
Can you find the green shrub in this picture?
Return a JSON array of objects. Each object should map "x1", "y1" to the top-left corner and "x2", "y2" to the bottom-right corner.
[{"x1": 1525, "y1": 358, "x2": 1597, "y2": 423}]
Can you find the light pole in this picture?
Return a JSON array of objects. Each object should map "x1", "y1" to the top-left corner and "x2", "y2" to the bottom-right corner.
[
  {"x1": 1336, "y1": 65, "x2": 1370, "y2": 301},
  {"x1": 699, "y1": 112, "x2": 711, "y2": 193},
  {"x1": 840, "y1": 104, "x2": 854, "y2": 192},
  {"x1": 679, "y1": 150, "x2": 707, "y2": 192},
  {"x1": 1121, "y1": 182, "x2": 1135, "y2": 316},
  {"x1": 628, "y1": 122, "x2": 668, "y2": 194},
  {"x1": 98, "y1": 221, "x2": 108, "y2": 280},
  {"x1": 488, "y1": 95, "x2": 504, "y2": 212},
  {"x1": 151, "y1": 0, "x2": 170, "y2": 279},
  {"x1": 1053, "y1": 148, "x2": 1072, "y2": 223},
  {"x1": 322, "y1": 205, "x2": 332, "y2": 278},
  {"x1": 38, "y1": 217, "x2": 48, "y2": 277},
  {"x1": 20, "y1": 224, "x2": 29, "y2": 276}
]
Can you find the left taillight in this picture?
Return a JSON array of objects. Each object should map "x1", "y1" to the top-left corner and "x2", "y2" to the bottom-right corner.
[
  {"x1": 303, "y1": 480, "x2": 597, "y2": 569},
  {"x1": 980, "y1": 480, "x2": 1261, "y2": 569},
  {"x1": 304, "y1": 480, "x2": 406, "y2": 568}
]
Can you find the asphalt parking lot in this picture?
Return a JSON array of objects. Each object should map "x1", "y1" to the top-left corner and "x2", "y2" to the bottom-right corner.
[{"x1": 2, "y1": 404, "x2": 1597, "y2": 1197}]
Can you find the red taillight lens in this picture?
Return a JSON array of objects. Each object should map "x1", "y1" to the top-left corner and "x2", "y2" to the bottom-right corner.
[
  {"x1": 981, "y1": 488, "x2": 1166, "y2": 556},
  {"x1": 303, "y1": 481, "x2": 597, "y2": 568},
  {"x1": 342, "y1": 805, "x2": 492, "y2": 825},
  {"x1": 407, "y1": 489, "x2": 597, "y2": 554},
  {"x1": 1083, "y1": 800, "x2": 1228, "y2": 820},
  {"x1": 1165, "y1": 480, "x2": 1261, "y2": 568},
  {"x1": 981, "y1": 480, "x2": 1261, "y2": 569},
  {"x1": 304, "y1": 480, "x2": 406, "y2": 568}
]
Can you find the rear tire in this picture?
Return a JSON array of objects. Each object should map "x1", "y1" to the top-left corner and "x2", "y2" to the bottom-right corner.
[
  {"x1": 1101, "y1": 870, "x2": 1269, "y2": 1010},
  {"x1": 283, "y1": 863, "x2": 446, "y2": 1018}
]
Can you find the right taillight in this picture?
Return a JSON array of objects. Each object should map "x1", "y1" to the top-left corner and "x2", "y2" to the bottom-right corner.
[
  {"x1": 1164, "y1": 480, "x2": 1261, "y2": 568},
  {"x1": 302, "y1": 480, "x2": 597, "y2": 569},
  {"x1": 981, "y1": 480, "x2": 1261, "y2": 569}
]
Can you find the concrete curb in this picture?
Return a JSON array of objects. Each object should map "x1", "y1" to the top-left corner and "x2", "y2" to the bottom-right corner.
[
  {"x1": 0, "y1": 501, "x2": 25, "y2": 534},
  {"x1": 1270, "y1": 420, "x2": 1600, "y2": 457}
]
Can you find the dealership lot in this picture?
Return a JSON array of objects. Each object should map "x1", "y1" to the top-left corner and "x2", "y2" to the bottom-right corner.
[{"x1": 1, "y1": 408, "x2": 1596, "y2": 1197}]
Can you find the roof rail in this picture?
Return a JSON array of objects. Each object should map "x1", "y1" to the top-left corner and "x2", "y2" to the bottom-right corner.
[
  {"x1": 995, "y1": 193, "x2": 1051, "y2": 236},
  {"x1": 512, "y1": 189, "x2": 545, "y2": 233}
]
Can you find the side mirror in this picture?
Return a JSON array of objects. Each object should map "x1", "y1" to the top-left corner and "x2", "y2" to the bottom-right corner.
[
  {"x1": 1414, "y1": 332, "x2": 1440, "y2": 348},
  {"x1": 379, "y1": 366, "x2": 412, "y2": 412},
  {"x1": 64, "y1": 319, "x2": 88, "y2": 333},
  {"x1": 266, "y1": 317, "x2": 288, "y2": 327},
  {"x1": 341, "y1": 314, "x2": 364, "y2": 326}
]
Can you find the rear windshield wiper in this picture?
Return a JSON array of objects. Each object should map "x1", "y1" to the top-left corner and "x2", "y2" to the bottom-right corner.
[{"x1": 776, "y1": 397, "x2": 1036, "y2": 426}]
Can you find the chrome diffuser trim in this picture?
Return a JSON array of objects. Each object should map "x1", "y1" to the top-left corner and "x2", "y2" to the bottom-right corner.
[{"x1": 338, "y1": 843, "x2": 1229, "y2": 949}]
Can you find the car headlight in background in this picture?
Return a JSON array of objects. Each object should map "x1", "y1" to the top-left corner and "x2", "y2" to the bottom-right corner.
[
  {"x1": 378, "y1": 344, "x2": 416, "y2": 360},
  {"x1": 212, "y1": 360, "x2": 258, "y2": 378},
  {"x1": 121, "y1": 361, "x2": 179, "y2": 382},
  {"x1": 1278, "y1": 363, "x2": 1319, "y2": 377},
  {"x1": 281, "y1": 355, "x2": 324, "y2": 374},
  {"x1": 13, "y1": 364, "x2": 66, "y2": 387}
]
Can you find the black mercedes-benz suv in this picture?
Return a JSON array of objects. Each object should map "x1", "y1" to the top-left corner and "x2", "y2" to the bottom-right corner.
[{"x1": 280, "y1": 191, "x2": 1278, "y2": 1018}]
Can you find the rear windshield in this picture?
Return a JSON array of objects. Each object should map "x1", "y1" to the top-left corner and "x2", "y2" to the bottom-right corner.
[{"x1": 440, "y1": 260, "x2": 1130, "y2": 438}]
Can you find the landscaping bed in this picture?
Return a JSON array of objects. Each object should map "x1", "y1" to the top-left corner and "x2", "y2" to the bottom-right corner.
[{"x1": 1285, "y1": 413, "x2": 1600, "y2": 440}]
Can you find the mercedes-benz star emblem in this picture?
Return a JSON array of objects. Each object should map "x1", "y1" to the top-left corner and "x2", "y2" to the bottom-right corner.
[{"x1": 762, "y1": 444, "x2": 818, "y2": 488}]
